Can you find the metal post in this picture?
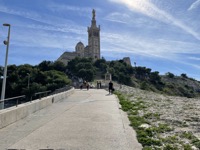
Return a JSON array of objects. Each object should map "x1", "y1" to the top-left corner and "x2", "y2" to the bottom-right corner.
[
  {"x1": 0, "y1": 23, "x2": 11, "y2": 110},
  {"x1": 27, "y1": 73, "x2": 30, "y2": 89}
]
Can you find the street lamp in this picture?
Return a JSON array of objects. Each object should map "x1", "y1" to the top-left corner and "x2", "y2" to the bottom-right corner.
[
  {"x1": 134, "y1": 62, "x2": 137, "y2": 67},
  {"x1": 0, "y1": 23, "x2": 11, "y2": 109},
  {"x1": 27, "y1": 73, "x2": 30, "y2": 89}
]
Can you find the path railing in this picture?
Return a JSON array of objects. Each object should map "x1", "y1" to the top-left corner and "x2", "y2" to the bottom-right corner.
[
  {"x1": 33, "y1": 90, "x2": 51, "y2": 100},
  {"x1": 0, "y1": 95, "x2": 26, "y2": 108},
  {"x1": 0, "y1": 86, "x2": 73, "y2": 110}
]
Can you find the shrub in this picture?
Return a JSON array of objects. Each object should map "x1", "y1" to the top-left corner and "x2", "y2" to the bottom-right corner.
[
  {"x1": 140, "y1": 81, "x2": 149, "y2": 90},
  {"x1": 183, "y1": 144, "x2": 192, "y2": 150},
  {"x1": 163, "y1": 144, "x2": 179, "y2": 150},
  {"x1": 166, "y1": 72, "x2": 175, "y2": 78}
]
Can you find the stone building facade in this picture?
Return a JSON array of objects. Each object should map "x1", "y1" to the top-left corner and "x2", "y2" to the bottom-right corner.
[
  {"x1": 57, "y1": 9, "x2": 100, "y2": 65},
  {"x1": 123, "y1": 57, "x2": 131, "y2": 66}
]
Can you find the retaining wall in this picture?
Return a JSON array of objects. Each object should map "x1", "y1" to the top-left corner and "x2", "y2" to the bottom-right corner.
[{"x1": 0, "y1": 88, "x2": 74, "y2": 129}]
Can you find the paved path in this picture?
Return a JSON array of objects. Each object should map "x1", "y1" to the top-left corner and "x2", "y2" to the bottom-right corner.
[{"x1": 0, "y1": 89, "x2": 142, "y2": 150}]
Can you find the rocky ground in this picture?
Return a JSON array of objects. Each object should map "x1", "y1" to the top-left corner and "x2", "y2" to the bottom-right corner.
[{"x1": 114, "y1": 84, "x2": 200, "y2": 149}]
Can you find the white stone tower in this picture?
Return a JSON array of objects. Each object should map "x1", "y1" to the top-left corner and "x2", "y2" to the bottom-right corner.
[{"x1": 87, "y1": 9, "x2": 100, "y2": 59}]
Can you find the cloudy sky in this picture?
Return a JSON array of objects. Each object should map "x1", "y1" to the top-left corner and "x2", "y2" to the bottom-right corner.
[{"x1": 0, "y1": 0, "x2": 200, "y2": 80}]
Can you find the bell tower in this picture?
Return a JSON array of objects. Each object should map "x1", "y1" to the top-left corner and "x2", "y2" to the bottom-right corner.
[{"x1": 87, "y1": 9, "x2": 100, "y2": 59}]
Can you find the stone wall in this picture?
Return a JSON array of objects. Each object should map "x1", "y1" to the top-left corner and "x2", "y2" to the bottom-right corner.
[{"x1": 0, "y1": 88, "x2": 74, "y2": 129}]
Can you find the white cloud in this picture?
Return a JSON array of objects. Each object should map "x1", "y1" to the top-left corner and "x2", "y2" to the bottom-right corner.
[
  {"x1": 47, "y1": 4, "x2": 91, "y2": 13},
  {"x1": 188, "y1": 56, "x2": 200, "y2": 61},
  {"x1": 0, "y1": 5, "x2": 43, "y2": 23},
  {"x1": 0, "y1": 5, "x2": 79, "y2": 27},
  {"x1": 22, "y1": 23, "x2": 86, "y2": 35},
  {"x1": 11, "y1": 28, "x2": 85, "y2": 51},
  {"x1": 0, "y1": 5, "x2": 88, "y2": 49},
  {"x1": 178, "y1": 61, "x2": 200, "y2": 70},
  {"x1": 104, "y1": 12, "x2": 130, "y2": 24},
  {"x1": 101, "y1": 30, "x2": 200, "y2": 72},
  {"x1": 188, "y1": 0, "x2": 200, "y2": 11},
  {"x1": 108, "y1": 0, "x2": 200, "y2": 40},
  {"x1": 102, "y1": 31, "x2": 200, "y2": 55}
]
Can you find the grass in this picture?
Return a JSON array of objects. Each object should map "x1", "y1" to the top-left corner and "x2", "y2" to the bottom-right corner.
[{"x1": 115, "y1": 91, "x2": 200, "y2": 149}]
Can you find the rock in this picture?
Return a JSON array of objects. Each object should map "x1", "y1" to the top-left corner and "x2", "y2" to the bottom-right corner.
[{"x1": 139, "y1": 124, "x2": 150, "y2": 129}]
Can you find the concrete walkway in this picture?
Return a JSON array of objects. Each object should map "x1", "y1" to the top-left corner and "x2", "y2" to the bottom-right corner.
[{"x1": 0, "y1": 89, "x2": 142, "y2": 150}]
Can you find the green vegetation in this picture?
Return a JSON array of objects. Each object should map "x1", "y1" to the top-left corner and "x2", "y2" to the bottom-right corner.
[
  {"x1": 67, "y1": 57, "x2": 96, "y2": 81},
  {"x1": 166, "y1": 72, "x2": 175, "y2": 78},
  {"x1": 66, "y1": 57, "x2": 200, "y2": 98},
  {"x1": 0, "y1": 61, "x2": 71, "y2": 101},
  {"x1": 66, "y1": 57, "x2": 133, "y2": 85},
  {"x1": 115, "y1": 91, "x2": 200, "y2": 149},
  {"x1": 1, "y1": 57, "x2": 200, "y2": 101}
]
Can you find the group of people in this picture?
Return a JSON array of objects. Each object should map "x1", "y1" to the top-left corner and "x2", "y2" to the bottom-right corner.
[
  {"x1": 79, "y1": 80, "x2": 114, "y2": 94},
  {"x1": 80, "y1": 81, "x2": 89, "y2": 90}
]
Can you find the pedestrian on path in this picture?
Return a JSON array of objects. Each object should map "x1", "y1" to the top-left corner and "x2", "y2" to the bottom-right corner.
[
  {"x1": 108, "y1": 81, "x2": 114, "y2": 94},
  {"x1": 86, "y1": 82, "x2": 89, "y2": 90}
]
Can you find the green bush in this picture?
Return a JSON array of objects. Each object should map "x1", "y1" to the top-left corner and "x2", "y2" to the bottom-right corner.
[
  {"x1": 138, "y1": 137, "x2": 162, "y2": 146},
  {"x1": 161, "y1": 135, "x2": 178, "y2": 144},
  {"x1": 163, "y1": 144, "x2": 179, "y2": 150},
  {"x1": 140, "y1": 81, "x2": 149, "y2": 90},
  {"x1": 183, "y1": 144, "x2": 192, "y2": 150},
  {"x1": 180, "y1": 132, "x2": 194, "y2": 140}
]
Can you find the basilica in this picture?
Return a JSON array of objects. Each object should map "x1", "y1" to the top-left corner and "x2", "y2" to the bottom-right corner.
[
  {"x1": 58, "y1": 9, "x2": 131, "y2": 66},
  {"x1": 57, "y1": 9, "x2": 101, "y2": 65}
]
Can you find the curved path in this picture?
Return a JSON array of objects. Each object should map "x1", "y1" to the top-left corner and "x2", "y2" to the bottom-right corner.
[{"x1": 0, "y1": 89, "x2": 142, "y2": 150}]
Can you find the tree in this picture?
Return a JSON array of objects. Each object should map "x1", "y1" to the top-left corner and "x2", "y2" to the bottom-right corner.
[
  {"x1": 3, "y1": 61, "x2": 72, "y2": 100},
  {"x1": 67, "y1": 57, "x2": 96, "y2": 81},
  {"x1": 166, "y1": 72, "x2": 175, "y2": 78},
  {"x1": 77, "y1": 69, "x2": 94, "y2": 81},
  {"x1": 94, "y1": 58, "x2": 107, "y2": 72},
  {"x1": 181, "y1": 73, "x2": 188, "y2": 78},
  {"x1": 52, "y1": 61, "x2": 67, "y2": 72},
  {"x1": 150, "y1": 71, "x2": 161, "y2": 84},
  {"x1": 134, "y1": 67, "x2": 151, "y2": 80},
  {"x1": 38, "y1": 60, "x2": 53, "y2": 71},
  {"x1": 44, "y1": 70, "x2": 71, "y2": 91}
]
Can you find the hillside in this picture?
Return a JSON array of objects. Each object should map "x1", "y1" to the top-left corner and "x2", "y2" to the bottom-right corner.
[
  {"x1": 131, "y1": 75, "x2": 200, "y2": 98},
  {"x1": 66, "y1": 57, "x2": 200, "y2": 98},
  {"x1": 114, "y1": 84, "x2": 200, "y2": 149},
  {"x1": 161, "y1": 75, "x2": 200, "y2": 97}
]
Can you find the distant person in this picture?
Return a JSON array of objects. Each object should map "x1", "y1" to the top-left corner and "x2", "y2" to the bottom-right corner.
[
  {"x1": 86, "y1": 82, "x2": 89, "y2": 90},
  {"x1": 80, "y1": 84, "x2": 83, "y2": 90},
  {"x1": 97, "y1": 81, "x2": 99, "y2": 89},
  {"x1": 109, "y1": 81, "x2": 114, "y2": 94},
  {"x1": 84, "y1": 80, "x2": 86, "y2": 87}
]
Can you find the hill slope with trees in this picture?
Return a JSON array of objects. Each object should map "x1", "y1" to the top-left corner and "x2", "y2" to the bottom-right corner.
[
  {"x1": 66, "y1": 57, "x2": 200, "y2": 98},
  {"x1": 1, "y1": 57, "x2": 199, "y2": 101},
  {"x1": 0, "y1": 61, "x2": 71, "y2": 101}
]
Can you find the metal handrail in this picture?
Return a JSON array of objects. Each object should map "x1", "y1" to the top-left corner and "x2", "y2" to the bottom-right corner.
[
  {"x1": 34, "y1": 90, "x2": 51, "y2": 96},
  {"x1": 34, "y1": 90, "x2": 51, "y2": 99},
  {"x1": 0, "y1": 95, "x2": 26, "y2": 107},
  {"x1": 0, "y1": 95, "x2": 25, "y2": 103}
]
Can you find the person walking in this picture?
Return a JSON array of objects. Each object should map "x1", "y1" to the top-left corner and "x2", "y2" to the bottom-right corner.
[
  {"x1": 86, "y1": 82, "x2": 89, "y2": 90},
  {"x1": 97, "y1": 81, "x2": 99, "y2": 89},
  {"x1": 108, "y1": 81, "x2": 114, "y2": 94}
]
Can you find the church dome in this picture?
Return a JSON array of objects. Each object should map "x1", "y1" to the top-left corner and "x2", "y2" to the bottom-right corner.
[
  {"x1": 76, "y1": 41, "x2": 84, "y2": 47},
  {"x1": 75, "y1": 41, "x2": 85, "y2": 57}
]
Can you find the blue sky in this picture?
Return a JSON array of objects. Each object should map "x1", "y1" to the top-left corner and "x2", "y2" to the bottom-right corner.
[{"x1": 0, "y1": 0, "x2": 200, "y2": 80}]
